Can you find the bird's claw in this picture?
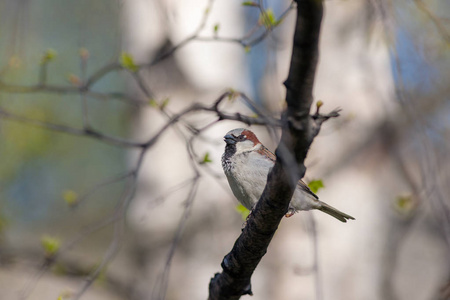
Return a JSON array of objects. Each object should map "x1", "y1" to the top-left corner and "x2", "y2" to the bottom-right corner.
[
  {"x1": 285, "y1": 208, "x2": 296, "y2": 218},
  {"x1": 241, "y1": 209, "x2": 253, "y2": 231}
]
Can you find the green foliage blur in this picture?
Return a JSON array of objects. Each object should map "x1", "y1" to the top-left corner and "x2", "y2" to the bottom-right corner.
[
  {"x1": 307, "y1": 179, "x2": 324, "y2": 194},
  {"x1": 0, "y1": 0, "x2": 130, "y2": 239}
]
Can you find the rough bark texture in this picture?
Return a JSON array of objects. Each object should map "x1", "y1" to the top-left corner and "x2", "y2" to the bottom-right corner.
[{"x1": 208, "y1": 0, "x2": 324, "y2": 299}]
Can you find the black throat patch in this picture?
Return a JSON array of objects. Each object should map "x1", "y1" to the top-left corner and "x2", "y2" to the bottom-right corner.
[
  {"x1": 221, "y1": 144, "x2": 236, "y2": 173},
  {"x1": 223, "y1": 144, "x2": 236, "y2": 160}
]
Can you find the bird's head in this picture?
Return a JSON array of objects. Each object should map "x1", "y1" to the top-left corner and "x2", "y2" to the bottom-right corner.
[{"x1": 223, "y1": 128, "x2": 261, "y2": 154}]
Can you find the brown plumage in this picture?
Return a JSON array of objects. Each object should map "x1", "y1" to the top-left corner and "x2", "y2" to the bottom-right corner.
[{"x1": 222, "y1": 128, "x2": 355, "y2": 222}]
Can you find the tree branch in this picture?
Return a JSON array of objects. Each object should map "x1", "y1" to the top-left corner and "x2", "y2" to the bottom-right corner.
[{"x1": 208, "y1": 0, "x2": 325, "y2": 299}]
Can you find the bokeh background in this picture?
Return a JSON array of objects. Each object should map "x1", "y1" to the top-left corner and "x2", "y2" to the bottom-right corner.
[{"x1": 0, "y1": 0, "x2": 449, "y2": 300}]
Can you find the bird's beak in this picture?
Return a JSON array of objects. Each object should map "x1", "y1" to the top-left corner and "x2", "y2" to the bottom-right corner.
[{"x1": 224, "y1": 134, "x2": 236, "y2": 145}]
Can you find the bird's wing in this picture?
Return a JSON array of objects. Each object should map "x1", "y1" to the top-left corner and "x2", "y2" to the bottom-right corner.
[
  {"x1": 297, "y1": 180, "x2": 319, "y2": 200},
  {"x1": 258, "y1": 145, "x2": 319, "y2": 200},
  {"x1": 257, "y1": 145, "x2": 276, "y2": 162}
]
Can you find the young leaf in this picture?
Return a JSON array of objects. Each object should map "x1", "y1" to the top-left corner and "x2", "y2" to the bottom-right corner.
[
  {"x1": 242, "y1": 1, "x2": 258, "y2": 6},
  {"x1": 67, "y1": 74, "x2": 81, "y2": 86},
  {"x1": 316, "y1": 100, "x2": 324, "y2": 109},
  {"x1": 120, "y1": 52, "x2": 138, "y2": 72},
  {"x1": 63, "y1": 190, "x2": 78, "y2": 207},
  {"x1": 200, "y1": 152, "x2": 213, "y2": 164},
  {"x1": 308, "y1": 179, "x2": 324, "y2": 194},
  {"x1": 41, "y1": 49, "x2": 57, "y2": 65},
  {"x1": 213, "y1": 23, "x2": 220, "y2": 34},
  {"x1": 160, "y1": 97, "x2": 170, "y2": 109},
  {"x1": 148, "y1": 98, "x2": 159, "y2": 108},
  {"x1": 79, "y1": 47, "x2": 90, "y2": 60},
  {"x1": 227, "y1": 88, "x2": 239, "y2": 101},
  {"x1": 235, "y1": 204, "x2": 250, "y2": 220},
  {"x1": 259, "y1": 8, "x2": 277, "y2": 28},
  {"x1": 41, "y1": 235, "x2": 61, "y2": 257},
  {"x1": 394, "y1": 194, "x2": 416, "y2": 215}
]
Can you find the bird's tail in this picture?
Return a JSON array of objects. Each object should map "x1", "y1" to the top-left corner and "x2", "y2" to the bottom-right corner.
[{"x1": 318, "y1": 202, "x2": 355, "y2": 223}]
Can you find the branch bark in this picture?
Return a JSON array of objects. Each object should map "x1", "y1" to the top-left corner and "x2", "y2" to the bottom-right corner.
[{"x1": 208, "y1": 0, "x2": 324, "y2": 299}]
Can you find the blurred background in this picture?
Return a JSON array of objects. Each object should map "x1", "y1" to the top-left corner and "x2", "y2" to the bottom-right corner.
[{"x1": 0, "y1": 0, "x2": 449, "y2": 300}]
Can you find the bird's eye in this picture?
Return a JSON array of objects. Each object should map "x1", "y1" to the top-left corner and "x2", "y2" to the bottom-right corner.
[{"x1": 231, "y1": 134, "x2": 246, "y2": 141}]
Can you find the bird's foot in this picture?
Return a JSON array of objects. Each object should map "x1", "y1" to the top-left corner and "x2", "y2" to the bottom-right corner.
[
  {"x1": 285, "y1": 208, "x2": 296, "y2": 218},
  {"x1": 241, "y1": 220, "x2": 247, "y2": 231},
  {"x1": 241, "y1": 209, "x2": 253, "y2": 231}
]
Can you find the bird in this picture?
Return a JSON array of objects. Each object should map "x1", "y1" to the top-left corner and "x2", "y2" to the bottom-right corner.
[{"x1": 221, "y1": 128, "x2": 355, "y2": 222}]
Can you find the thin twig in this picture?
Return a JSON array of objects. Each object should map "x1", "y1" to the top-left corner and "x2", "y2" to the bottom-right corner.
[
  {"x1": 80, "y1": 49, "x2": 91, "y2": 129},
  {"x1": 413, "y1": 0, "x2": 450, "y2": 42},
  {"x1": 152, "y1": 176, "x2": 200, "y2": 300},
  {"x1": 0, "y1": 108, "x2": 143, "y2": 148},
  {"x1": 73, "y1": 148, "x2": 147, "y2": 300},
  {"x1": 308, "y1": 214, "x2": 323, "y2": 300},
  {"x1": 74, "y1": 171, "x2": 135, "y2": 208}
]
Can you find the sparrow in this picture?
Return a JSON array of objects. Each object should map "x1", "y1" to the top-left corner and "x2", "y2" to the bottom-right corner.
[{"x1": 221, "y1": 128, "x2": 355, "y2": 222}]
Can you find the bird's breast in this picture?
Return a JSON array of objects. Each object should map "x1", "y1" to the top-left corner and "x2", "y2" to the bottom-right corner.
[{"x1": 222, "y1": 151, "x2": 274, "y2": 210}]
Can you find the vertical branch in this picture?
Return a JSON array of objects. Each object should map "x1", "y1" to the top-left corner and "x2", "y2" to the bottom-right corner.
[
  {"x1": 281, "y1": 0, "x2": 323, "y2": 167},
  {"x1": 208, "y1": 1, "x2": 324, "y2": 299},
  {"x1": 152, "y1": 177, "x2": 200, "y2": 300},
  {"x1": 308, "y1": 214, "x2": 323, "y2": 300},
  {"x1": 80, "y1": 48, "x2": 91, "y2": 129}
]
